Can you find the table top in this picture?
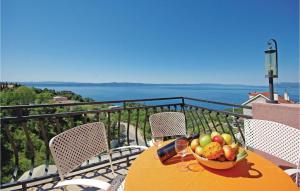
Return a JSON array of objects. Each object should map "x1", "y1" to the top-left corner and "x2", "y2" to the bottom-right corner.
[{"x1": 125, "y1": 144, "x2": 299, "y2": 191}]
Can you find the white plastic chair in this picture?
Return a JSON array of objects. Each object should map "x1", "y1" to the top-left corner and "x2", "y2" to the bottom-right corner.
[
  {"x1": 149, "y1": 112, "x2": 186, "y2": 138},
  {"x1": 49, "y1": 122, "x2": 147, "y2": 191},
  {"x1": 244, "y1": 119, "x2": 300, "y2": 186}
]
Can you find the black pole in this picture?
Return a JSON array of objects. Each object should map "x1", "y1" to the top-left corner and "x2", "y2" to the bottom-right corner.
[
  {"x1": 268, "y1": 71, "x2": 274, "y2": 102},
  {"x1": 268, "y1": 70, "x2": 277, "y2": 103}
]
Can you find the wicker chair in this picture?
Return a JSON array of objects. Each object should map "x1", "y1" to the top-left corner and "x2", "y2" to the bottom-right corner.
[
  {"x1": 244, "y1": 119, "x2": 300, "y2": 186},
  {"x1": 149, "y1": 112, "x2": 186, "y2": 138},
  {"x1": 49, "y1": 122, "x2": 147, "y2": 191}
]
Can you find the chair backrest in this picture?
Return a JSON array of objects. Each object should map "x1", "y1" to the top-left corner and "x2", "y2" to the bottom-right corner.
[
  {"x1": 149, "y1": 112, "x2": 186, "y2": 137},
  {"x1": 49, "y1": 122, "x2": 109, "y2": 179},
  {"x1": 244, "y1": 119, "x2": 300, "y2": 166}
]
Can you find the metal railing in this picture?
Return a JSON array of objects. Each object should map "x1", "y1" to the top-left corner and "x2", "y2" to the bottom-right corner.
[{"x1": 0, "y1": 96, "x2": 252, "y2": 190}]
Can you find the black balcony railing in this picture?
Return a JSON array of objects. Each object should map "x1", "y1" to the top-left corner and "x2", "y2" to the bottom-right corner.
[{"x1": 0, "y1": 97, "x2": 252, "y2": 190}]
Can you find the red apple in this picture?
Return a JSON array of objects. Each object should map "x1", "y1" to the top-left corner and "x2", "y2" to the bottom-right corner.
[
  {"x1": 212, "y1": 135, "x2": 224, "y2": 145},
  {"x1": 210, "y1": 131, "x2": 220, "y2": 139},
  {"x1": 223, "y1": 145, "x2": 236, "y2": 161}
]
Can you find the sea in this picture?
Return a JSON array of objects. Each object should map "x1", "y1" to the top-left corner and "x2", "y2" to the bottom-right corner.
[{"x1": 22, "y1": 82, "x2": 299, "y2": 110}]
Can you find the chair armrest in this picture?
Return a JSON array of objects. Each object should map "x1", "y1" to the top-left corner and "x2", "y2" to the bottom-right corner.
[
  {"x1": 284, "y1": 168, "x2": 300, "y2": 176},
  {"x1": 111, "y1": 145, "x2": 148, "y2": 152},
  {"x1": 55, "y1": 178, "x2": 112, "y2": 191}
]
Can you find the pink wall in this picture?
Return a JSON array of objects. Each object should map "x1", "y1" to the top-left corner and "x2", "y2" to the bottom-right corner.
[{"x1": 252, "y1": 103, "x2": 300, "y2": 129}]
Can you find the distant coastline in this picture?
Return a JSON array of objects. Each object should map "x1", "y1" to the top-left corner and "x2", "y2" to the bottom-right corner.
[
  {"x1": 12, "y1": 81, "x2": 300, "y2": 88},
  {"x1": 8, "y1": 81, "x2": 297, "y2": 105}
]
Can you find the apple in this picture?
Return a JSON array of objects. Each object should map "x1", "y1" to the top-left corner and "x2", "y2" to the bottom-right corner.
[
  {"x1": 199, "y1": 134, "x2": 212, "y2": 147},
  {"x1": 221, "y1": 133, "x2": 233, "y2": 145},
  {"x1": 212, "y1": 135, "x2": 225, "y2": 145},
  {"x1": 190, "y1": 139, "x2": 200, "y2": 151},
  {"x1": 210, "y1": 131, "x2": 220, "y2": 139},
  {"x1": 195, "y1": 146, "x2": 204, "y2": 156},
  {"x1": 223, "y1": 145, "x2": 235, "y2": 161}
]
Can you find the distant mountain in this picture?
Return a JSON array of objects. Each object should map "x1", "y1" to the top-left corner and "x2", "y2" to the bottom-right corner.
[
  {"x1": 21, "y1": 82, "x2": 156, "y2": 87},
  {"x1": 5, "y1": 81, "x2": 298, "y2": 103},
  {"x1": 19, "y1": 81, "x2": 265, "y2": 87},
  {"x1": 4, "y1": 81, "x2": 298, "y2": 89},
  {"x1": 277, "y1": 82, "x2": 300, "y2": 88}
]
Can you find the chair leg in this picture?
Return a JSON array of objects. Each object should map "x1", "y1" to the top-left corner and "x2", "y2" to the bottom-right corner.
[
  {"x1": 296, "y1": 172, "x2": 299, "y2": 187},
  {"x1": 108, "y1": 151, "x2": 116, "y2": 177}
]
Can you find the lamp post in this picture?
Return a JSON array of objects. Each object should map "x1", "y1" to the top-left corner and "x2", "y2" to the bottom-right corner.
[{"x1": 264, "y1": 39, "x2": 278, "y2": 103}]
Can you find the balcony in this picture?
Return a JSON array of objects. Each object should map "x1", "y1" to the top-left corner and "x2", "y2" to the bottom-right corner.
[{"x1": 1, "y1": 97, "x2": 252, "y2": 190}]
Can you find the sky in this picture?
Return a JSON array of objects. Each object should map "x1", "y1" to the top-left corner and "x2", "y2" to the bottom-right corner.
[{"x1": 1, "y1": 0, "x2": 299, "y2": 85}]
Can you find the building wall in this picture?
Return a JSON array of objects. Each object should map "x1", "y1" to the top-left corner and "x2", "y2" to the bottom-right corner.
[
  {"x1": 53, "y1": 96, "x2": 68, "y2": 102},
  {"x1": 243, "y1": 96, "x2": 267, "y2": 116},
  {"x1": 252, "y1": 103, "x2": 300, "y2": 129}
]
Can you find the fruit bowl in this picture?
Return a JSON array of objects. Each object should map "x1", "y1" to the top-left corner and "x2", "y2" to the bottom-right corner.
[
  {"x1": 190, "y1": 147, "x2": 238, "y2": 169},
  {"x1": 189, "y1": 132, "x2": 248, "y2": 170}
]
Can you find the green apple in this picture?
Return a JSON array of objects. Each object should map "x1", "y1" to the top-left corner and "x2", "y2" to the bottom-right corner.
[
  {"x1": 199, "y1": 134, "x2": 212, "y2": 147},
  {"x1": 210, "y1": 131, "x2": 220, "y2": 139},
  {"x1": 221, "y1": 133, "x2": 233, "y2": 145},
  {"x1": 195, "y1": 146, "x2": 204, "y2": 156}
]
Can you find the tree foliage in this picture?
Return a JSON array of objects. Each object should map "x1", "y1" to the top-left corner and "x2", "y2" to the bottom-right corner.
[
  {"x1": 0, "y1": 86, "x2": 36, "y2": 105},
  {"x1": 0, "y1": 86, "x2": 97, "y2": 183}
]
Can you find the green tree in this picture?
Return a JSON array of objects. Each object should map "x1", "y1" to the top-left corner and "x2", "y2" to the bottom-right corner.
[
  {"x1": 1, "y1": 86, "x2": 37, "y2": 105},
  {"x1": 35, "y1": 92, "x2": 53, "y2": 104},
  {"x1": 15, "y1": 86, "x2": 36, "y2": 105}
]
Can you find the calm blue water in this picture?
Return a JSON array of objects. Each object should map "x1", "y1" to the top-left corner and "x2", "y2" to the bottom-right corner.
[{"x1": 24, "y1": 83, "x2": 299, "y2": 110}]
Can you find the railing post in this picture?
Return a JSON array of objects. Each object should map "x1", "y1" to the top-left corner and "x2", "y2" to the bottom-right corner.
[
  {"x1": 38, "y1": 119, "x2": 50, "y2": 174},
  {"x1": 21, "y1": 121, "x2": 35, "y2": 177},
  {"x1": 181, "y1": 98, "x2": 188, "y2": 130},
  {"x1": 117, "y1": 111, "x2": 122, "y2": 146},
  {"x1": 107, "y1": 112, "x2": 111, "y2": 149},
  {"x1": 135, "y1": 109, "x2": 140, "y2": 145},
  {"x1": 2, "y1": 122, "x2": 19, "y2": 181},
  {"x1": 143, "y1": 108, "x2": 149, "y2": 147},
  {"x1": 126, "y1": 110, "x2": 131, "y2": 146}
]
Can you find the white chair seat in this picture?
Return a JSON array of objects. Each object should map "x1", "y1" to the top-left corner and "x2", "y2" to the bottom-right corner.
[
  {"x1": 285, "y1": 168, "x2": 300, "y2": 176},
  {"x1": 56, "y1": 178, "x2": 111, "y2": 190}
]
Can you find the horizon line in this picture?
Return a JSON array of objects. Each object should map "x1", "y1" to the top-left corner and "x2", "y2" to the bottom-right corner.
[{"x1": 2, "y1": 80, "x2": 299, "y2": 87}]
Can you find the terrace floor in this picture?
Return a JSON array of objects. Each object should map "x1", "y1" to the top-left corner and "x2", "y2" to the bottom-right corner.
[
  {"x1": 36, "y1": 162, "x2": 129, "y2": 191},
  {"x1": 4, "y1": 152, "x2": 138, "y2": 191}
]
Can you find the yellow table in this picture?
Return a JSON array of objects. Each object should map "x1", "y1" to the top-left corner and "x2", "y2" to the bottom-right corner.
[{"x1": 125, "y1": 144, "x2": 299, "y2": 191}]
